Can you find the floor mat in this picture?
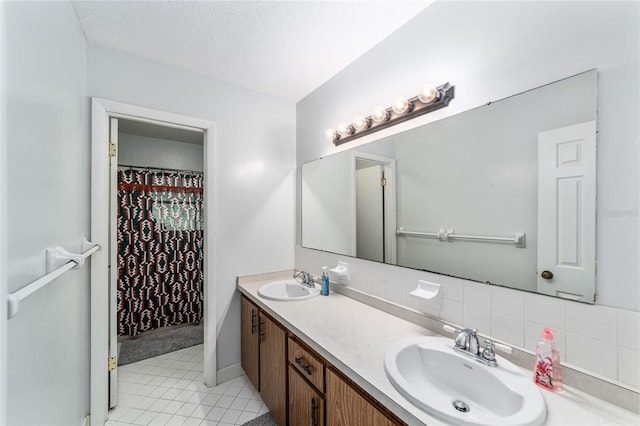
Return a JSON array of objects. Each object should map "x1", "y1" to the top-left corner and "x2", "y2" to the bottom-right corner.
[
  {"x1": 240, "y1": 412, "x2": 277, "y2": 426},
  {"x1": 118, "y1": 323, "x2": 203, "y2": 365}
]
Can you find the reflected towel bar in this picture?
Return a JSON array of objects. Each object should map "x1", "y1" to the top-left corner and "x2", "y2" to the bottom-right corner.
[
  {"x1": 448, "y1": 233, "x2": 526, "y2": 247},
  {"x1": 395, "y1": 229, "x2": 440, "y2": 238},
  {"x1": 7, "y1": 238, "x2": 101, "y2": 319},
  {"x1": 397, "y1": 228, "x2": 526, "y2": 248}
]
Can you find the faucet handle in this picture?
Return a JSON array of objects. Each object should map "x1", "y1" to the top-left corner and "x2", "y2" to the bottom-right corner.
[
  {"x1": 483, "y1": 339, "x2": 512, "y2": 354},
  {"x1": 481, "y1": 339, "x2": 513, "y2": 366},
  {"x1": 443, "y1": 324, "x2": 460, "y2": 334},
  {"x1": 481, "y1": 340, "x2": 497, "y2": 362},
  {"x1": 492, "y1": 340, "x2": 512, "y2": 354}
]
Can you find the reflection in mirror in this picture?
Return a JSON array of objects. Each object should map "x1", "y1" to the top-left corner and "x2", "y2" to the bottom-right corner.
[{"x1": 302, "y1": 70, "x2": 597, "y2": 303}]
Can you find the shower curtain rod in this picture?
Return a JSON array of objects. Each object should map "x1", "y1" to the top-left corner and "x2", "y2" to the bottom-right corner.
[{"x1": 118, "y1": 164, "x2": 203, "y2": 175}]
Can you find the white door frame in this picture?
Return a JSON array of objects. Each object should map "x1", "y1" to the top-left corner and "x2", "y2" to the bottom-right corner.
[
  {"x1": 90, "y1": 98, "x2": 216, "y2": 426},
  {"x1": 0, "y1": 3, "x2": 7, "y2": 422},
  {"x1": 108, "y1": 117, "x2": 119, "y2": 409}
]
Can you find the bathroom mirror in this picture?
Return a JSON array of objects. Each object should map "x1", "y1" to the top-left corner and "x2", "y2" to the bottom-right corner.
[{"x1": 302, "y1": 70, "x2": 597, "y2": 302}]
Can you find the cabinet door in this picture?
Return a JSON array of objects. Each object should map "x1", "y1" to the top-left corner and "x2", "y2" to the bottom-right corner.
[
  {"x1": 259, "y1": 314, "x2": 287, "y2": 426},
  {"x1": 240, "y1": 296, "x2": 259, "y2": 390},
  {"x1": 326, "y1": 369, "x2": 397, "y2": 426},
  {"x1": 289, "y1": 366, "x2": 325, "y2": 426}
]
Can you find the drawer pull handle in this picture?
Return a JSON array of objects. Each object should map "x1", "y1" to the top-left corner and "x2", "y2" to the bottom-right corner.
[
  {"x1": 295, "y1": 357, "x2": 312, "y2": 375},
  {"x1": 311, "y1": 397, "x2": 318, "y2": 426}
]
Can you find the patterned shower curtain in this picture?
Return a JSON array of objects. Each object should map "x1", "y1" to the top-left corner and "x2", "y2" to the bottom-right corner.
[{"x1": 117, "y1": 169, "x2": 204, "y2": 337}]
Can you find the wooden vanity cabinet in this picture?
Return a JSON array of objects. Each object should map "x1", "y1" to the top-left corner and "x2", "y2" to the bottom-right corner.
[
  {"x1": 240, "y1": 296, "x2": 260, "y2": 389},
  {"x1": 240, "y1": 296, "x2": 286, "y2": 426},
  {"x1": 259, "y1": 313, "x2": 286, "y2": 426},
  {"x1": 326, "y1": 368, "x2": 397, "y2": 426},
  {"x1": 288, "y1": 337, "x2": 326, "y2": 426},
  {"x1": 288, "y1": 335, "x2": 402, "y2": 426},
  {"x1": 241, "y1": 293, "x2": 404, "y2": 426}
]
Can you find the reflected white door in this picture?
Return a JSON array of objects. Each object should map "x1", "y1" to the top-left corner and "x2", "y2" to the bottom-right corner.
[
  {"x1": 108, "y1": 117, "x2": 119, "y2": 407},
  {"x1": 356, "y1": 163, "x2": 384, "y2": 262},
  {"x1": 353, "y1": 154, "x2": 397, "y2": 264},
  {"x1": 537, "y1": 120, "x2": 596, "y2": 301}
]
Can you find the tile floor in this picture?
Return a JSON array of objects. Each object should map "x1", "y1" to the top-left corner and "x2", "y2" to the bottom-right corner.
[{"x1": 106, "y1": 344, "x2": 268, "y2": 426}]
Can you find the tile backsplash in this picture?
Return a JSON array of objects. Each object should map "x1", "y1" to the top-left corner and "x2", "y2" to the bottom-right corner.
[{"x1": 296, "y1": 246, "x2": 640, "y2": 390}]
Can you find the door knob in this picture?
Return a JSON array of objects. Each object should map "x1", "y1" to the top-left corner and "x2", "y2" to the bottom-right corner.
[{"x1": 541, "y1": 270, "x2": 554, "y2": 280}]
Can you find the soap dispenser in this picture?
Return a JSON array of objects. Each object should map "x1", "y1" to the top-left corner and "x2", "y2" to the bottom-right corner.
[
  {"x1": 320, "y1": 267, "x2": 330, "y2": 296},
  {"x1": 533, "y1": 327, "x2": 562, "y2": 392}
]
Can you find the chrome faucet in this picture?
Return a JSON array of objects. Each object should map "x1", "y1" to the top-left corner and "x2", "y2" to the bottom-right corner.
[
  {"x1": 293, "y1": 271, "x2": 314, "y2": 288},
  {"x1": 443, "y1": 324, "x2": 512, "y2": 367},
  {"x1": 454, "y1": 328, "x2": 480, "y2": 356}
]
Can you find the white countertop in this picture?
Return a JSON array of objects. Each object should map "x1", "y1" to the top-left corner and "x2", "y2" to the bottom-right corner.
[{"x1": 237, "y1": 272, "x2": 640, "y2": 426}]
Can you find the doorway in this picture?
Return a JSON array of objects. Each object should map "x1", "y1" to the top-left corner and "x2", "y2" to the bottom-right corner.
[
  {"x1": 353, "y1": 152, "x2": 397, "y2": 264},
  {"x1": 90, "y1": 98, "x2": 216, "y2": 426},
  {"x1": 112, "y1": 117, "x2": 205, "y2": 397}
]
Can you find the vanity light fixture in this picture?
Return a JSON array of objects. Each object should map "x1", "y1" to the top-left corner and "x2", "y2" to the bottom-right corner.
[
  {"x1": 392, "y1": 97, "x2": 412, "y2": 114},
  {"x1": 327, "y1": 82, "x2": 455, "y2": 146},
  {"x1": 353, "y1": 115, "x2": 371, "y2": 131},
  {"x1": 337, "y1": 122, "x2": 355, "y2": 137},
  {"x1": 324, "y1": 128, "x2": 338, "y2": 140},
  {"x1": 371, "y1": 106, "x2": 390, "y2": 123},
  {"x1": 418, "y1": 85, "x2": 439, "y2": 103}
]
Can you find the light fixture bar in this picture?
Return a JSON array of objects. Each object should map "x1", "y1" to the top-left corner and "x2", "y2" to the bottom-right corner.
[{"x1": 331, "y1": 82, "x2": 455, "y2": 146}]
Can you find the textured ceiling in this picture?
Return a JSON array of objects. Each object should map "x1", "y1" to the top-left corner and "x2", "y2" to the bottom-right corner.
[{"x1": 72, "y1": 1, "x2": 432, "y2": 102}]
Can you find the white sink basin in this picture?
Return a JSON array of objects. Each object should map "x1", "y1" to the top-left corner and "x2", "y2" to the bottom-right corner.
[
  {"x1": 384, "y1": 336, "x2": 546, "y2": 426},
  {"x1": 257, "y1": 279, "x2": 320, "y2": 301}
]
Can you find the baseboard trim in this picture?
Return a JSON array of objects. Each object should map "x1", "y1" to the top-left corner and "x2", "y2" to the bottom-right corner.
[{"x1": 217, "y1": 363, "x2": 244, "y2": 385}]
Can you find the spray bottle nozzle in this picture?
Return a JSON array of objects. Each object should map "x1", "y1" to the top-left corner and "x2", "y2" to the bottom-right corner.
[{"x1": 541, "y1": 327, "x2": 555, "y2": 341}]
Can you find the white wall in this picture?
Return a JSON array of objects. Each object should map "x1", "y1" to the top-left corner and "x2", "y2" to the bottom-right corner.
[
  {"x1": 119, "y1": 133, "x2": 204, "y2": 173},
  {"x1": 2, "y1": 2, "x2": 90, "y2": 424},
  {"x1": 296, "y1": 1, "x2": 639, "y2": 388},
  {"x1": 87, "y1": 45, "x2": 296, "y2": 370}
]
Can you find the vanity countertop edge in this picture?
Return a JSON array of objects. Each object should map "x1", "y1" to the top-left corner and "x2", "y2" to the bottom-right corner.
[{"x1": 236, "y1": 271, "x2": 639, "y2": 426}]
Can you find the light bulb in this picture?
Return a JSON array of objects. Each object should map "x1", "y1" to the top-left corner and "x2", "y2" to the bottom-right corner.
[
  {"x1": 353, "y1": 116, "x2": 370, "y2": 131},
  {"x1": 325, "y1": 128, "x2": 338, "y2": 141},
  {"x1": 337, "y1": 122, "x2": 354, "y2": 136},
  {"x1": 392, "y1": 97, "x2": 411, "y2": 114},
  {"x1": 371, "y1": 106, "x2": 389, "y2": 123},
  {"x1": 418, "y1": 85, "x2": 439, "y2": 103}
]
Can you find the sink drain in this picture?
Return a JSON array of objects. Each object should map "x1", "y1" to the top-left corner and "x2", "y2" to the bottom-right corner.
[{"x1": 452, "y1": 400, "x2": 470, "y2": 413}]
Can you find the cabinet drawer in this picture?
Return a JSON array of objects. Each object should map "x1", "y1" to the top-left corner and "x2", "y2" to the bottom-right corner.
[{"x1": 288, "y1": 337, "x2": 325, "y2": 392}]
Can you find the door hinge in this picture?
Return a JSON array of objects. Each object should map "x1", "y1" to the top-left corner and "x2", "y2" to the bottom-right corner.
[
  {"x1": 108, "y1": 356, "x2": 117, "y2": 372},
  {"x1": 108, "y1": 143, "x2": 117, "y2": 157},
  {"x1": 380, "y1": 177, "x2": 387, "y2": 187}
]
